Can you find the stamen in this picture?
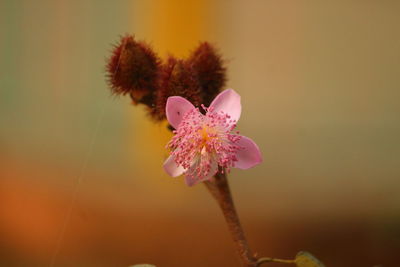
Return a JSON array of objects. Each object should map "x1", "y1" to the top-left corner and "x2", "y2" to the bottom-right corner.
[{"x1": 167, "y1": 105, "x2": 242, "y2": 181}]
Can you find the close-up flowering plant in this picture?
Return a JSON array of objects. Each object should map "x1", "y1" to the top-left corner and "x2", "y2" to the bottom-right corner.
[
  {"x1": 106, "y1": 34, "x2": 324, "y2": 267},
  {"x1": 2, "y1": 2, "x2": 399, "y2": 267}
]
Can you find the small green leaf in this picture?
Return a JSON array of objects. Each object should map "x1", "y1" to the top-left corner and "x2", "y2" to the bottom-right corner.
[{"x1": 295, "y1": 251, "x2": 325, "y2": 267}]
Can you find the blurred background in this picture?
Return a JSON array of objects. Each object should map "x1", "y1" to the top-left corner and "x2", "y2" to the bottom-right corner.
[{"x1": 1, "y1": 0, "x2": 400, "y2": 266}]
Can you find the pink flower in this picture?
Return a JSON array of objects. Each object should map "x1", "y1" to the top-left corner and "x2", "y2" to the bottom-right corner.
[{"x1": 163, "y1": 89, "x2": 262, "y2": 186}]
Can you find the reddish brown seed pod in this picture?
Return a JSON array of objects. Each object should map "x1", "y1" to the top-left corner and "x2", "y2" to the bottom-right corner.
[
  {"x1": 153, "y1": 57, "x2": 202, "y2": 120},
  {"x1": 187, "y1": 42, "x2": 226, "y2": 106},
  {"x1": 106, "y1": 35, "x2": 160, "y2": 105}
]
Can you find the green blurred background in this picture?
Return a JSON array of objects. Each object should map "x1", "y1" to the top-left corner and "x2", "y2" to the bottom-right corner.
[{"x1": 1, "y1": 1, "x2": 399, "y2": 266}]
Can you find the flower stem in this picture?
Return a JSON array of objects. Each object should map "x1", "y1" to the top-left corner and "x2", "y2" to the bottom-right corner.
[{"x1": 204, "y1": 172, "x2": 258, "y2": 267}]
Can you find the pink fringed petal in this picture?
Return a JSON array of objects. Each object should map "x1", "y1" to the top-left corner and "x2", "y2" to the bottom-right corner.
[
  {"x1": 166, "y1": 96, "x2": 195, "y2": 129},
  {"x1": 163, "y1": 155, "x2": 186, "y2": 177},
  {"x1": 209, "y1": 89, "x2": 241, "y2": 122},
  {"x1": 184, "y1": 161, "x2": 218, "y2": 186},
  {"x1": 235, "y1": 136, "x2": 262, "y2": 169}
]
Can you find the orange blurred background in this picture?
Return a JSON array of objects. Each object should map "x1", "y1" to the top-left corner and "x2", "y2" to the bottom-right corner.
[{"x1": 1, "y1": 1, "x2": 400, "y2": 266}]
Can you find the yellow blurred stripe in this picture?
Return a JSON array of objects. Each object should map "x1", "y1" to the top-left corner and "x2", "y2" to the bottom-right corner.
[{"x1": 150, "y1": 0, "x2": 208, "y2": 57}]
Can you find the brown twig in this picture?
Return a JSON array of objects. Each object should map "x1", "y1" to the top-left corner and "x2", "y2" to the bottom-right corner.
[
  {"x1": 204, "y1": 172, "x2": 258, "y2": 267},
  {"x1": 257, "y1": 257, "x2": 295, "y2": 266}
]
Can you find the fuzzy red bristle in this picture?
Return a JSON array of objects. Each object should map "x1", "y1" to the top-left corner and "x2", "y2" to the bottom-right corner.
[
  {"x1": 152, "y1": 57, "x2": 202, "y2": 120},
  {"x1": 106, "y1": 36, "x2": 229, "y2": 123},
  {"x1": 106, "y1": 35, "x2": 161, "y2": 105},
  {"x1": 187, "y1": 42, "x2": 226, "y2": 106}
]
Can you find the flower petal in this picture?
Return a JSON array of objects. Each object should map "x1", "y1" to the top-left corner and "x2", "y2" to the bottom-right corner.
[
  {"x1": 163, "y1": 155, "x2": 186, "y2": 177},
  {"x1": 234, "y1": 136, "x2": 262, "y2": 169},
  {"x1": 166, "y1": 96, "x2": 195, "y2": 129},
  {"x1": 209, "y1": 89, "x2": 241, "y2": 122},
  {"x1": 185, "y1": 161, "x2": 218, "y2": 186}
]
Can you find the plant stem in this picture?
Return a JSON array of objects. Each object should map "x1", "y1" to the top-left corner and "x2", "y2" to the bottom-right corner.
[
  {"x1": 204, "y1": 172, "x2": 258, "y2": 267},
  {"x1": 257, "y1": 257, "x2": 295, "y2": 266}
]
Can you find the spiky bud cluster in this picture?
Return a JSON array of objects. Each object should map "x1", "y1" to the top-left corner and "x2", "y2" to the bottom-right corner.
[
  {"x1": 106, "y1": 35, "x2": 226, "y2": 121},
  {"x1": 187, "y1": 42, "x2": 226, "y2": 106},
  {"x1": 107, "y1": 35, "x2": 160, "y2": 105},
  {"x1": 153, "y1": 58, "x2": 202, "y2": 120}
]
